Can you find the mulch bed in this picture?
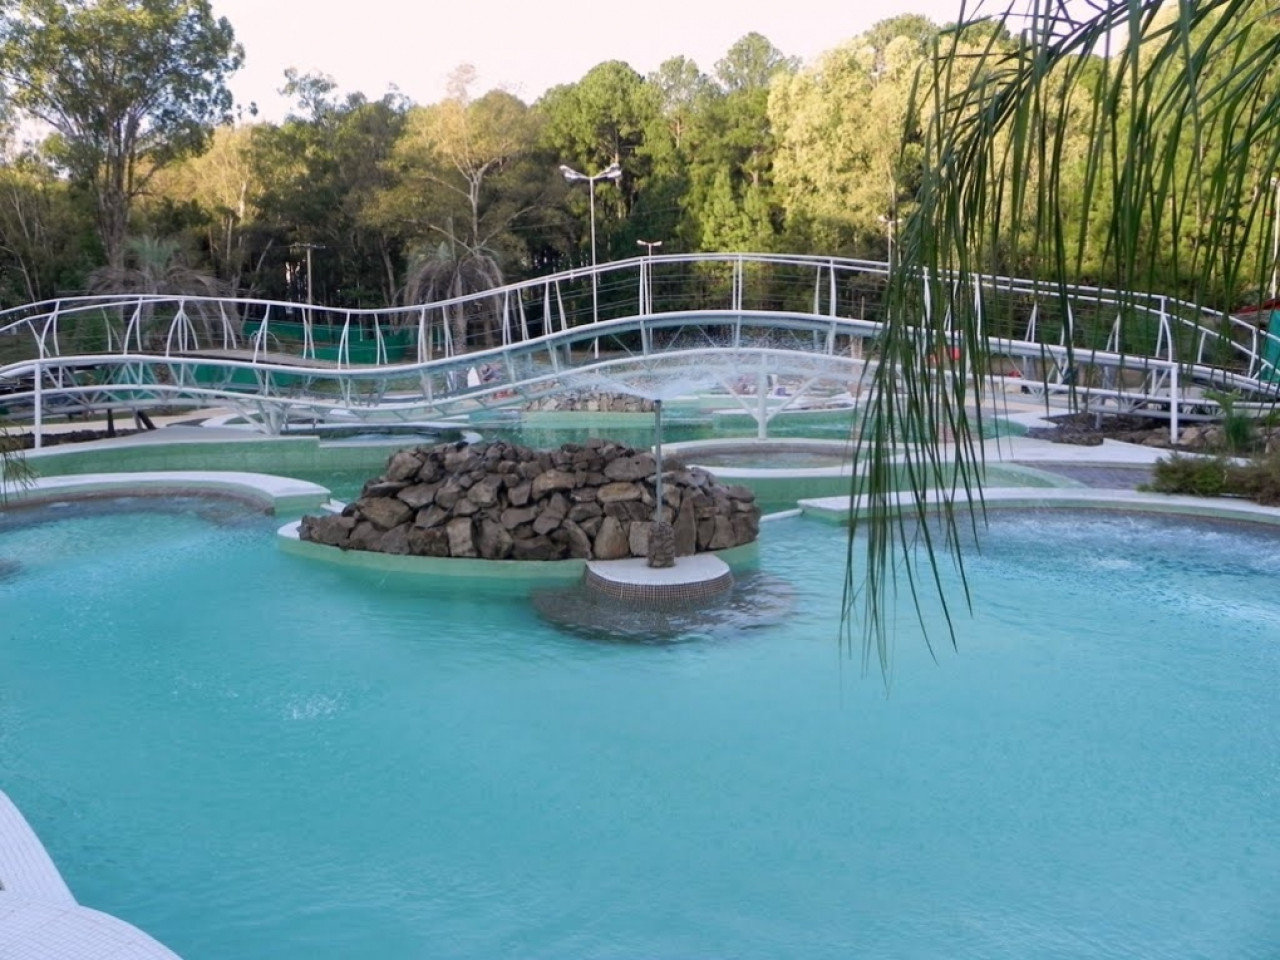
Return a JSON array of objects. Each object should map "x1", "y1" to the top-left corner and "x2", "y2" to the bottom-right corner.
[{"x1": 1023, "y1": 413, "x2": 1177, "y2": 447}]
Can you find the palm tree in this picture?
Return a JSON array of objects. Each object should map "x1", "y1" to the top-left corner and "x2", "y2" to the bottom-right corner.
[
  {"x1": 851, "y1": 0, "x2": 1280, "y2": 672},
  {"x1": 87, "y1": 235, "x2": 235, "y2": 348},
  {"x1": 402, "y1": 239, "x2": 503, "y2": 353}
]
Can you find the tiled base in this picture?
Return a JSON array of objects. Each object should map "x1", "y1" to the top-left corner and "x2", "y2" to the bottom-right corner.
[{"x1": 584, "y1": 555, "x2": 734, "y2": 605}]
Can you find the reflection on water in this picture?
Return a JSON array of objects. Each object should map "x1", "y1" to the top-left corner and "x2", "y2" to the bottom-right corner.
[{"x1": 531, "y1": 570, "x2": 797, "y2": 643}]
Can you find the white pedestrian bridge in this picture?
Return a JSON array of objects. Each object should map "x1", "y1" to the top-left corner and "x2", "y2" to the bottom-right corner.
[{"x1": 1, "y1": 252, "x2": 1277, "y2": 439}]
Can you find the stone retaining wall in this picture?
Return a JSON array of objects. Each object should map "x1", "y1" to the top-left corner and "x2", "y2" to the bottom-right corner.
[
  {"x1": 523, "y1": 392, "x2": 656, "y2": 413},
  {"x1": 299, "y1": 438, "x2": 760, "y2": 561}
]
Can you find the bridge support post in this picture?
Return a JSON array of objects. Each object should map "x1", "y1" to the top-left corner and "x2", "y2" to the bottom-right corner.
[
  {"x1": 1169, "y1": 359, "x2": 1179, "y2": 445},
  {"x1": 757, "y1": 363, "x2": 768, "y2": 440},
  {"x1": 653, "y1": 398, "x2": 664, "y2": 523},
  {"x1": 32, "y1": 361, "x2": 43, "y2": 450}
]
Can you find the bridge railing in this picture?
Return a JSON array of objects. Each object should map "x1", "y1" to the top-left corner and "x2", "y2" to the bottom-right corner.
[{"x1": 2, "y1": 252, "x2": 1278, "y2": 404}]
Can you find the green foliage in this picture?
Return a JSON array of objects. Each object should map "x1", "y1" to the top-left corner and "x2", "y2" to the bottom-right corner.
[
  {"x1": 247, "y1": 78, "x2": 407, "y2": 304},
  {"x1": 1146, "y1": 453, "x2": 1234, "y2": 497},
  {"x1": 1228, "y1": 450, "x2": 1280, "y2": 504},
  {"x1": 0, "y1": 423, "x2": 35, "y2": 501},
  {"x1": 1148, "y1": 450, "x2": 1280, "y2": 505},
  {"x1": 843, "y1": 0, "x2": 1280, "y2": 672},
  {"x1": 0, "y1": 0, "x2": 243, "y2": 268},
  {"x1": 1204, "y1": 389, "x2": 1257, "y2": 453},
  {"x1": 0, "y1": 151, "x2": 94, "y2": 305}
]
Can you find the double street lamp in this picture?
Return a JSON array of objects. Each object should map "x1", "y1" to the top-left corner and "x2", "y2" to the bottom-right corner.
[
  {"x1": 560, "y1": 161, "x2": 623, "y2": 342},
  {"x1": 637, "y1": 239, "x2": 663, "y2": 314}
]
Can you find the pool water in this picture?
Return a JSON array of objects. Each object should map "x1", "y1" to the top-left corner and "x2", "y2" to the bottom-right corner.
[{"x1": 0, "y1": 502, "x2": 1277, "y2": 959}]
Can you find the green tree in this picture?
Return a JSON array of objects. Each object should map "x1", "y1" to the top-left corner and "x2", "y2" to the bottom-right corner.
[
  {"x1": 0, "y1": 0, "x2": 243, "y2": 269},
  {"x1": 538, "y1": 61, "x2": 659, "y2": 263},
  {"x1": 0, "y1": 151, "x2": 93, "y2": 304},
  {"x1": 248, "y1": 71, "x2": 407, "y2": 305},
  {"x1": 681, "y1": 34, "x2": 796, "y2": 253},
  {"x1": 146, "y1": 124, "x2": 259, "y2": 291},
  {"x1": 850, "y1": 0, "x2": 1280, "y2": 669},
  {"x1": 770, "y1": 17, "x2": 943, "y2": 257},
  {"x1": 370, "y1": 67, "x2": 544, "y2": 275}
]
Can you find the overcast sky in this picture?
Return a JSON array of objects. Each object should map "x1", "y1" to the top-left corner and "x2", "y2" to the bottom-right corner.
[{"x1": 208, "y1": 0, "x2": 987, "y2": 121}]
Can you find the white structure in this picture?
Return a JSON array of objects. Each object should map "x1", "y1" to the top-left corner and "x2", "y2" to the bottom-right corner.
[{"x1": 0, "y1": 790, "x2": 183, "y2": 959}]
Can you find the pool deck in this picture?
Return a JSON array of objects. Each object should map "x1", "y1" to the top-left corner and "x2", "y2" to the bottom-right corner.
[{"x1": 0, "y1": 791, "x2": 182, "y2": 960}]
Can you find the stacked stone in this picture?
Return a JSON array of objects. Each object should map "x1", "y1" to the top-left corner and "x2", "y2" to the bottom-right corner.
[
  {"x1": 523, "y1": 392, "x2": 655, "y2": 413},
  {"x1": 299, "y1": 438, "x2": 760, "y2": 561}
]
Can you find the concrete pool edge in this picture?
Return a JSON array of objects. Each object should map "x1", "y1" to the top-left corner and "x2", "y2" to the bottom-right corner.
[
  {"x1": 1, "y1": 471, "x2": 335, "y2": 515},
  {"x1": 0, "y1": 789, "x2": 183, "y2": 959},
  {"x1": 797, "y1": 486, "x2": 1280, "y2": 527}
]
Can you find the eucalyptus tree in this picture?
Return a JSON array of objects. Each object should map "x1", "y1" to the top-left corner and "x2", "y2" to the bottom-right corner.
[
  {"x1": 0, "y1": 151, "x2": 92, "y2": 305},
  {"x1": 0, "y1": 0, "x2": 243, "y2": 270},
  {"x1": 850, "y1": 0, "x2": 1280, "y2": 671},
  {"x1": 145, "y1": 125, "x2": 259, "y2": 292},
  {"x1": 373, "y1": 70, "x2": 545, "y2": 273}
]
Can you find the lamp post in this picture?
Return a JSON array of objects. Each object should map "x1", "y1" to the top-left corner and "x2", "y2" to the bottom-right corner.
[
  {"x1": 877, "y1": 215, "x2": 897, "y2": 271},
  {"x1": 291, "y1": 242, "x2": 325, "y2": 320},
  {"x1": 560, "y1": 162, "x2": 622, "y2": 353},
  {"x1": 637, "y1": 239, "x2": 662, "y2": 314}
]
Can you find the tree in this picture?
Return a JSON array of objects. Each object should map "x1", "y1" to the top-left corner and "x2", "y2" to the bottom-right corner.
[
  {"x1": 248, "y1": 72, "x2": 407, "y2": 305},
  {"x1": 371, "y1": 68, "x2": 544, "y2": 272},
  {"x1": 539, "y1": 61, "x2": 660, "y2": 263},
  {"x1": 678, "y1": 35, "x2": 798, "y2": 255},
  {"x1": 402, "y1": 240, "x2": 503, "y2": 350},
  {"x1": 0, "y1": 151, "x2": 92, "y2": 304},
  {"x1": 770, "y1": 16, "x2": 947, "y2": 257},
  {"x1": 0, "y1": 0, "x2": 243, "y2": 269},
  {"x1": 849, "y1": 0, "x2": 1280, "y2": 670},
  {"x1": 145, "y1": 124, "x2": 259, "y2": 292}
]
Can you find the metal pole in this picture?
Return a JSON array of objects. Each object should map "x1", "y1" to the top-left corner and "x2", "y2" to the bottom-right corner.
[
  {"x1": 33, "y1": 361, "x2": 42, "y2": 450},
  {"x1": 653, "y1": 398, "x2": 664, "y2": 523},
  {"x1": 637, "y1": 240, "x2": 661, "y2": 314},
  {"x1": 757, "y1": 359, "x2": 768, "y2": 440},
  {"x1": 589, "y1": 179, "x2": 599, "y2": 358}
]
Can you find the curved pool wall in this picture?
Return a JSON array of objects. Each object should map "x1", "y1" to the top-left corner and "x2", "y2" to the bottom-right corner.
[
  {"x1": 798, "y1": 485, "x2": 1280, "y2": 528},
  {"x1": 3, "y1": 471, "x2": 334, "y2": 516},
  {"x1": 22, "y1": 432, "x2": 422, "y2": 483},
  {"x1": 18, "y1": 424, "x2": 1074, "y2": 513},
  {"x1": 276, "y1": 519, "x2": 760, "y2": 588},
  {"x1": 664, "y1": 438, "x2": 1071, "y2": 506}
]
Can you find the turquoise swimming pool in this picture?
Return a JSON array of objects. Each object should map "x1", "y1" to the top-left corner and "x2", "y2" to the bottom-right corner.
[{"x1": 0, "y1": 500, "x2": 1276, "y2": 959}]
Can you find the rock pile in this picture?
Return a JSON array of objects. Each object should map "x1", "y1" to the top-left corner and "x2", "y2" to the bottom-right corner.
[
  {"x1": 524, "y1": 392, "x2": 655, "y2": 413},
  {"x1": 299, "y1": 439, "x2": 760, "y2": 561}
]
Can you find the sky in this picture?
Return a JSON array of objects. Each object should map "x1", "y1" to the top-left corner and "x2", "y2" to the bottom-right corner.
[{"x1": 208, "y1": 0, "x2": 982, "y2": 122}]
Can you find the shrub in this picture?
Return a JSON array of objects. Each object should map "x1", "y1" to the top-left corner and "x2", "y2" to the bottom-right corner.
[
  {"x1": 1228, "y1": 451, "x2": 1280, "y2": 506},
  {"x1": 1205, "y1": 389, "x2": 1256, "y2": 454},
  {"x1": 1145, "y1": 454, "x2": 1233, "y2": 497}
]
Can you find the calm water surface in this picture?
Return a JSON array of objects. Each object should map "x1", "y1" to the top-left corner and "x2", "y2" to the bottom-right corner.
[{"x1": 0, "y1": 500, "x2": 1277, "y2": 959}]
